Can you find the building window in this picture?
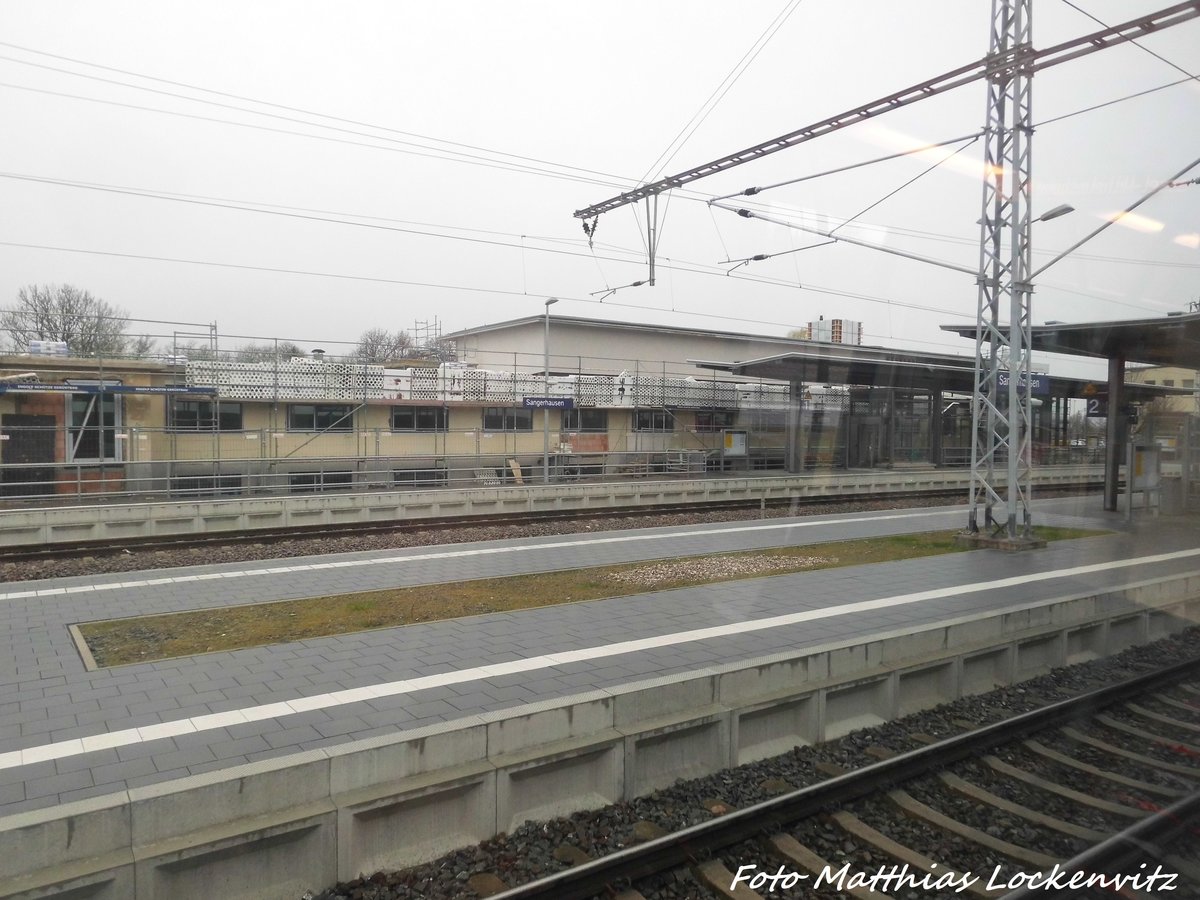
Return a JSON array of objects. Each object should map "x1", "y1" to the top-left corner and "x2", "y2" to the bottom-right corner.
[
  {"x1": 68, "y1": 391, "x2": 119, "y2": 461},
  {"x1": 482, "y1": 407, "x2": 532, "y2": 431},
  {"x1": 562, "y1": 408, "x2": 607, "y2": 432},
  {"x1": 1163, "y1": 379, "x2": 1176, "y2": 387},
  {"x1": 633, "y1": 409, "x2": 674, "y2": 432},
  {"x1": 288, "y1": 404, "x2": 353, "y2": 431},
  {"x1": 694, "y1": 410, "x2": 736, "y2": 433},
  {"x1": 1184, "y1": 379, "x2": 1195, "y2": 389},
  {"x1": 169, "y1": 399, "x2": 243, "y2": 431},
  {"x1": 391, "y1": 406, "x2": 447, "y2": 432},
  {"x1": 288, "y1": 471, "x2": 353, "y2": 492}
]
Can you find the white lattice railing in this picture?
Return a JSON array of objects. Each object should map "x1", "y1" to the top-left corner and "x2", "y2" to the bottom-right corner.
[{"x1": 185, "y1": 359, "x2": 795, "y2": 409}]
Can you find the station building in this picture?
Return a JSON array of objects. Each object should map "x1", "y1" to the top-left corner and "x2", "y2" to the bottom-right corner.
[
  {"x1": 1126, "y1": 365, "x2": 1198, "y2": 414},
  {"x1": 0, "y1": 315, "x2": 1179, "y2": 503}
]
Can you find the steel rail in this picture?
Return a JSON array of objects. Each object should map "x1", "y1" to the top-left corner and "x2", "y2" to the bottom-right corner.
[
  {"x1": 998, "y1": 791, "x2": 1200, "y2": 899},
  {"x1": 488, "y1": 655, "x2": 1200, "y2": 900}
]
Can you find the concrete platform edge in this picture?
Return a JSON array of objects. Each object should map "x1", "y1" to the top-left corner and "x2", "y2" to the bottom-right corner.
[{"x1": 0, "y1": 466, "x2": 1101, "y2": 549}]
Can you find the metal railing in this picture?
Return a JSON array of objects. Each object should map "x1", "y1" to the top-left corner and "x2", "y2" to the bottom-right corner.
[{"x1": 0, "y1": 426, "x2": 790, "y2": 505}]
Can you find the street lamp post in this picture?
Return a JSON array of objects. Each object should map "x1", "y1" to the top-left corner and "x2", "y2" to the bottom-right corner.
[{"x1": 543, "y1": 297, "x2": 558, "y2": 484}]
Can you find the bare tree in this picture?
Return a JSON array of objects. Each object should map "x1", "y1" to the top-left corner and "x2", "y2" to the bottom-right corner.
[
  {"x1": 128, "y1": 333, "x2": 158, "y2": 357},
  {"x1": 171, "y1": 341, "x2": 309, "y2": 363},
  {"x1": 236, "y1": 341, "x2": 306, "y2": 363},
  {"x1": 168, "y1": 340, "x2": 222, "y2": 362},
  {"x1": 1, "y1": 284, "x2": 155, "y2": 357},
  {"x1": 355, "y1": 328, "x2": 414, "y2": 363}
]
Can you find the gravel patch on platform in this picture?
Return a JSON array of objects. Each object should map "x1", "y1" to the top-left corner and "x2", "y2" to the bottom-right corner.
[{"x1": 606, "y1": 553, "x2": 832, "y2": 586}]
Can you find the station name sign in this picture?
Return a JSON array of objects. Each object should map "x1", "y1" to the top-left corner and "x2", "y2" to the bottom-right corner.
[
  {"x1": 996, "y1": 372, "x2": 1049, "y2": 396},
  {"x1": 522, "y1": 397, "x2": 574, "y2": 409}
]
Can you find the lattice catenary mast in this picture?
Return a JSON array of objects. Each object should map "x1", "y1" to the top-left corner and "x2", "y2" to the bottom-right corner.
[{"x1": 969, "y1": 0, "x2": 1035, "y2": 542}]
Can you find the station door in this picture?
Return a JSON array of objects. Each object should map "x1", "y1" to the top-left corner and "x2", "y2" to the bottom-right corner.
[{"x1": 1, "y1": 413, "x2": 56, "y2": 496}]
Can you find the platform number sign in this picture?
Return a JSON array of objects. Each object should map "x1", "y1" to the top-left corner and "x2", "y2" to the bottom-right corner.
[{"x1": 1086, "y1": 396, "x2": 1108, "y2": 418}]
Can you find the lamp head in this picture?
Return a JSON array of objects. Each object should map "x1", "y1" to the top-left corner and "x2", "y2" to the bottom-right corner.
[{"x1": 1037, "y1": 204, "x2": 1074, "y2": 222}]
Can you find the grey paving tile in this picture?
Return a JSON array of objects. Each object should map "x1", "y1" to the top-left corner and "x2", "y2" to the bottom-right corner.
[
  {"x1": 313, "y1": 716, "x2": 370, "y2": 739},
  {"x1": 126, "y1": 768, "x2": 190, "y2": 789},
  {"x1": 187, "y1": 758, "x2": 249, "y2": 776},
  {"x1": 21, "y1": 714, "x2": 81, "y2": 736},
  {"x1": 2, "y1": 796, "x2": 56, "y2": 815},
  {"x1": 261, "y1": 725, "x2": 325, "y2": 750},
  {"x1": 225, "y1": 719, "x2": 286, "y2": 739},
  {"x1": 50, "y1": 749, "x2": 119, "y2": 777},
  {"x1": 58, "y1": 784, "x2": 126, "y2": 805},
  {"x1": 445, "y1": 691, "x2": 497, "y2": 711},
  {"x1": 6, "y1": 687, "x2": 47, "y2": 703},
  {"x1": 275, "y1": 709, "x2": 333, "y2": 728},
  {"x1": 154, "y1": 746, "x2": 218, "y2": 772},
  {"x1": 102, "y1": 713, "x2": 174, "y2": 732},
  {"x1": 480, "y1": 685, "x2": 539, "y2": 703},
  {"x1": 74, "y1": 708, "x2": 128, "y2": 727},
  {"x1": 244, "y1": 747, "x2": 300, "y2": 765},
  {"x1": 0, "y1": 709, "x2": 43, "y2": 729},
  {"x1": 25, "y1": 769, "x2": 93, "y2": 799},
  {"x1": 360, "y1": 708, "x2": 418, "y2": 729},
  {"x1": 116, "y1": 740, "x2": 176, "y2": 762},
  {"x1": 49, "y1": 724, "x2": 115, "y2": 742},
  {"x1": 304, "y1": 674, "x2": 360, "y2": 692},
  {"x1": 397, "y1": 698, "x2": 459, "y2": 720}
]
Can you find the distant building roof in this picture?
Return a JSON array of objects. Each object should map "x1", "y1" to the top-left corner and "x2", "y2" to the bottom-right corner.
[{"x1": 445, "y1": 314, "x2": 815, "y2": 350}]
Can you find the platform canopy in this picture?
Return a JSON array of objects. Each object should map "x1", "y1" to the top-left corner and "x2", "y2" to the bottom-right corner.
[
  {"x1": 940, "y1": 312, "x2": 1200, "y2": 367},
  {"x1": 692, "y1": 342, "x2": 1178, "y2": 402},
  {"x1": 940, "y1": 312, "x2": 1200, "y2": 513}
]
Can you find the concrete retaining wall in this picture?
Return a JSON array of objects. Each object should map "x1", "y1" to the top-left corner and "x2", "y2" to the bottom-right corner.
[
  {"x1": 0, "y1": 466, "x2": 1101, "y2": 550},
  {"x1": 4, "y1": 568, "x2": 1191, "y2": 900}
]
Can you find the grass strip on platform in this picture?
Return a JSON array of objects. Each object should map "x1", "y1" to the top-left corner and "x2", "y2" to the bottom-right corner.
[{"x1": 78, "y1": 527, "x2": 1098, "y2": 667}]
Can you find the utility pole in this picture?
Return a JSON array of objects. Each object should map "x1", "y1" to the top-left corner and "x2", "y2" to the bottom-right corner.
[{"x1": 542, "y1": 298, "x2": 558, "y2": 483}]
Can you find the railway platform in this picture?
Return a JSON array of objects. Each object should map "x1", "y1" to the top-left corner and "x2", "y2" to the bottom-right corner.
[
  {"x1": 1, "y1": 495, "x2": 1198, "y2": 899},
  {"x1": 0, "y1": 463, "x2": 1102, "y2": 550}
]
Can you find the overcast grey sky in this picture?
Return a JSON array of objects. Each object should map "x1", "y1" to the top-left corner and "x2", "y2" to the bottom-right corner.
[{"x1": 1, "y1": 1, "x2": 1197, "y2": 377}]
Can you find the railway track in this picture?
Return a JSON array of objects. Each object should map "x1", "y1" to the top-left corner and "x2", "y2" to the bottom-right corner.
[
  {"x1": 503, "y1": 658, "x2": 1200, "y2": 900},
  {"x1": 313, "y1": 636, "x2": 1200, "y2": 900},
  {"x1": 0, "y1": 496, "x2": 782, "y2": 562},
  {"x1": 0, "y1": 483, "x2": 1097, "y2": 567}
]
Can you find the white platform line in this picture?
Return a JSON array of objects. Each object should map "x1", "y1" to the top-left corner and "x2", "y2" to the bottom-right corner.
[
  {"x1": 0, "y1": 509, "x2": 960, "y2": 601},
  {"x1": 4, "y1": 545, "x2": 1195, "y2": 772}
]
